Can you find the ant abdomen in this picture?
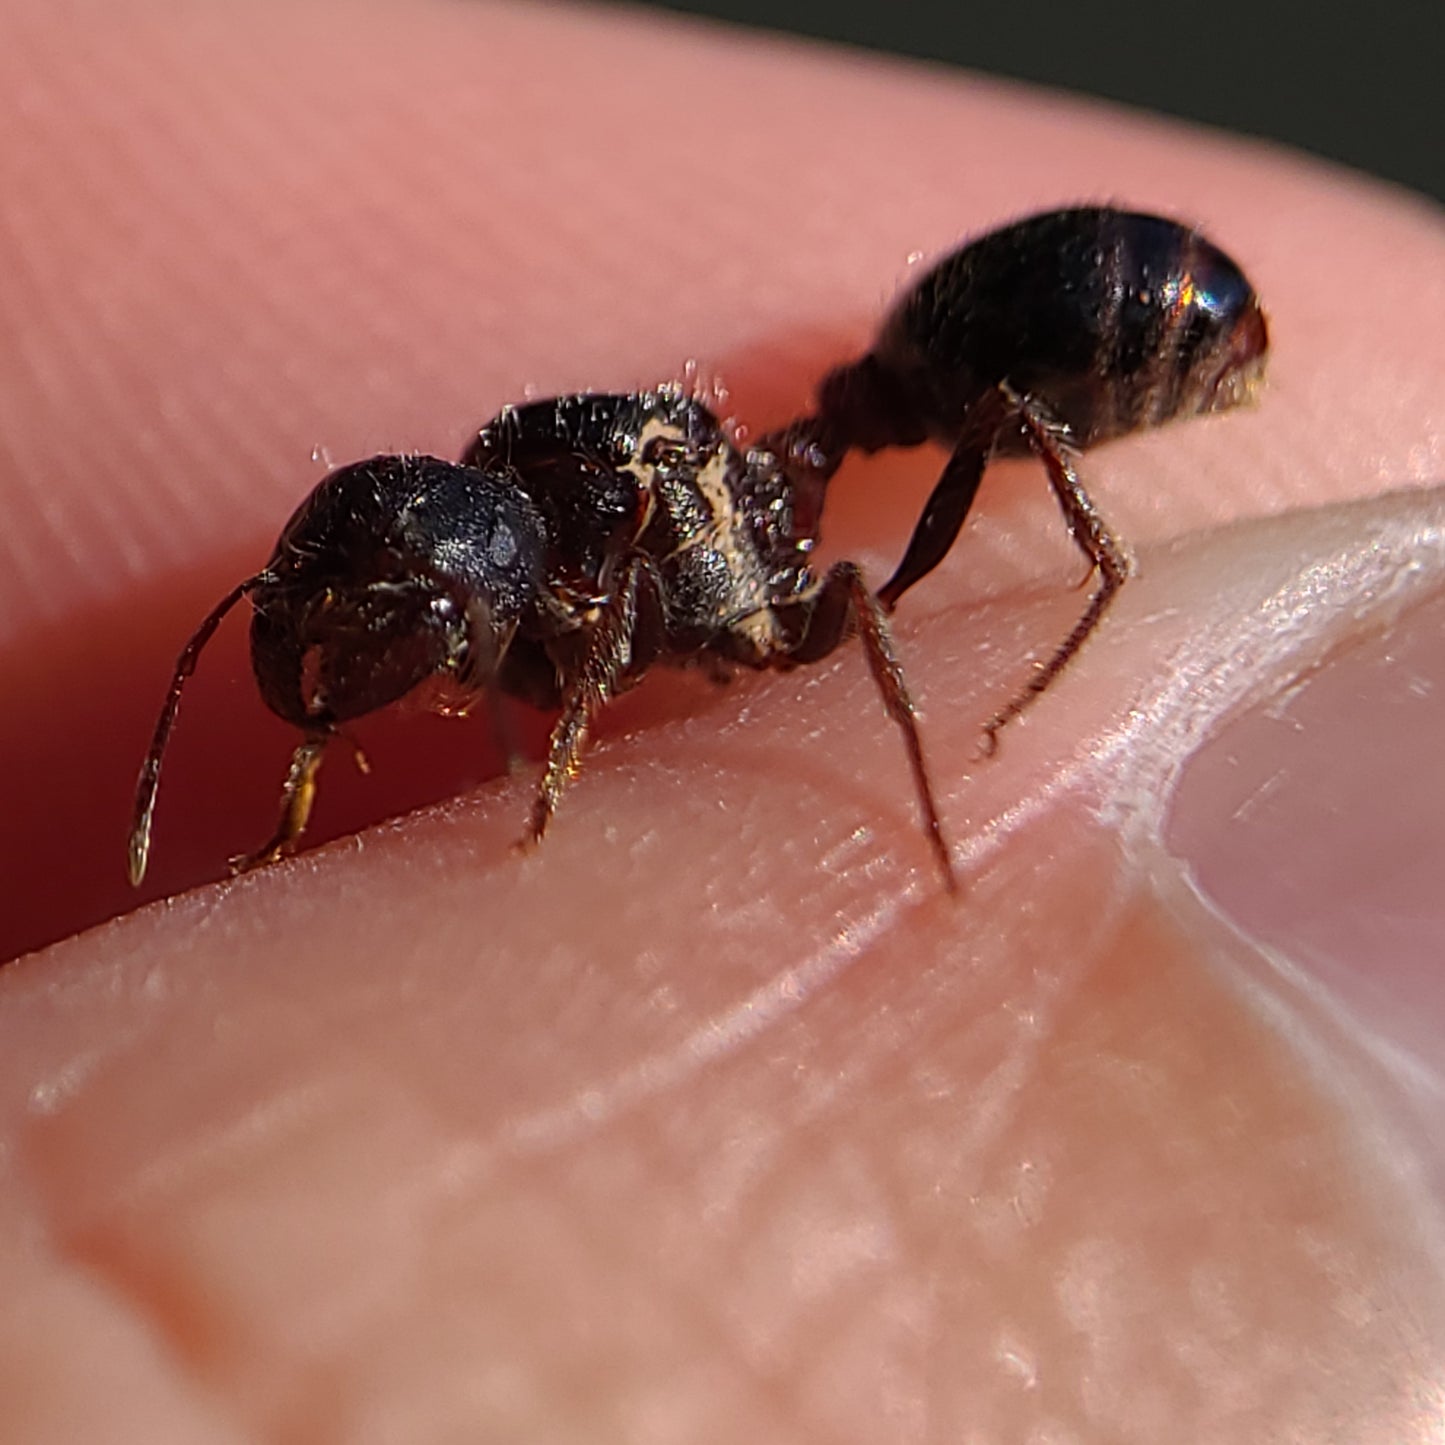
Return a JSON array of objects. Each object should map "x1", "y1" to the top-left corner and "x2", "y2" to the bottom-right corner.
[
  {"x1": 764, "y1": 205, "x2": 1268, "y2": 743},
  {"x1": 814, "y1": 207, "x2": 1267, "y2": 465}
]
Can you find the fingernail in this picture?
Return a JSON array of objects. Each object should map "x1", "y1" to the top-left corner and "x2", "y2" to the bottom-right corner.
[{"x1": 1166, "y1": 588, "x2": 1445, "y2": 1086}]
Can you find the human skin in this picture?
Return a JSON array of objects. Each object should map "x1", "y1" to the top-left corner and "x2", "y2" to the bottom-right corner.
[{"x1": 2, "y1": 0, "x2": 1444, "y2": 1440}]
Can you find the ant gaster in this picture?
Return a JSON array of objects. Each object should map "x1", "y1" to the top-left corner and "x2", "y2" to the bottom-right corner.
[
  {"x1": 764, "y1": 206, "x2": 1268, "y2": 749},
  {"x1": 128, "y1": 388, "x2": 953, "y2": 888},
  {"x1": 128, "y1": 206, "x2": 1267, "y2": 891}
]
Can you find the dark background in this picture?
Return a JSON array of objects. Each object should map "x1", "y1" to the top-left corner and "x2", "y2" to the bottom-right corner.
[{"x1": 619, "y1": 0, "x2": 1443, "y2": 204}]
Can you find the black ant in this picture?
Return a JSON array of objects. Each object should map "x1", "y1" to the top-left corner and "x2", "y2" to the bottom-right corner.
[
  {"x1": 127, "y1": 206, "x2": 1267, "y2": 892},
  {"x1": 764, "y1": 205, "x2": 1268, "y2": 750}
]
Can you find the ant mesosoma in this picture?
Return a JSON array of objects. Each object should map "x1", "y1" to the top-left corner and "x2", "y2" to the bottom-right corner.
[
  {"x1": 765, "y1": 206, "x2": 1268, "y2": 749},
  {"x1": 127, "y1": 206, "x2": 1267, "y2": 892}
]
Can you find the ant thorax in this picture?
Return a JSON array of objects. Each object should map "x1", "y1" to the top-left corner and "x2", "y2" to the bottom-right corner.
[{"x1": 466, "y1": 388, "x2": 811, "y2": 668}]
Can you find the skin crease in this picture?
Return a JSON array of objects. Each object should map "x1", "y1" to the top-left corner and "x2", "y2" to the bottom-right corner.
[{"x1": 2, "y1": 0, "x2": 1445, "y2": 1441}]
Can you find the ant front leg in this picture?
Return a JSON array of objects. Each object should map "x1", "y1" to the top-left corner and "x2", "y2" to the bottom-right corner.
[
  {"x1": 231, "y1": 733, "x2": 330, "y2": 873},
  {"x1": 527, "y1": 553, "x2": 661, "y2": 845},
  {"x1": 786, "y1": 562, "x2": 955, "y2": 891},
  {"x1": 978, "y1": 388, "x2": 1132, "y2": 755}
]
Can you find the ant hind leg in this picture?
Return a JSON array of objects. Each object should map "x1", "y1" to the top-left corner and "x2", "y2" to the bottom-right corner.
[{"x1": 979, "y1": 391, "x2": 1132, "y2": 755}]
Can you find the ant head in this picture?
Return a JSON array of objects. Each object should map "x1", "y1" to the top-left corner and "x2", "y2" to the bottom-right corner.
[
  {"x1": 127, "y1": 453, "x2": 548, "y2": 886},
  {"x1": 249, "y1": 454, "x2": 546, "y2": 729}
]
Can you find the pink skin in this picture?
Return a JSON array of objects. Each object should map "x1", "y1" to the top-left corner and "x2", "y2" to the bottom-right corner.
[{"x1": 2, "y1": 0, "x2": 1444, "y2": 1438}]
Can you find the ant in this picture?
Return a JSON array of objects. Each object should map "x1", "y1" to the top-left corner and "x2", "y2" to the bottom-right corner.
[
  {"x1": 764, "y1": 205, "x2": 1268, "y2": 750},
  {"x1": 127, "y1": 206, "x2": 1267, "y2": 892}
]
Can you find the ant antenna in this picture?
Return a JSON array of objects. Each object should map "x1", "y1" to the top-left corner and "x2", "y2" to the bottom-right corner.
[{"x1": 128, "y1": 575, "x2": 263, "y2": 886}]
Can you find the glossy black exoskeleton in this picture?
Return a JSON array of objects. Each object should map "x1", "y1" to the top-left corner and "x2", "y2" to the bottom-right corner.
[
  {"x1": 765, "y1": 206, "x2": 1269, "y2": 748},
  {"x1": 128, "y1": 387, "x2": 953, "y2": 887}
]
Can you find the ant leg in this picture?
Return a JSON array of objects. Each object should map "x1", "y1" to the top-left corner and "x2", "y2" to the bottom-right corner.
[
  {"x1": 459, "y1": 603, "x2": 529, "y2": 772},
  {"x1": 486, "y1": 688, "x2": 527, "y2": 775},
  {"x1": 789, "y1": 562, "x2": 955, "y2": 891},
  {"x1": 527, "y1": 553, "x2": 658, "y2": 845},
  {"x1": 231, "y1": 734, "x2": 329, "y2": 873},
  {"x1": 877, "y1": 387, "x2": 1013, "y2": 611},
  {"x1": 979, "y1": 393, "x2": 1132, "y2": 755},
  {"x1": 876, "y1": 442, "x2": 987, "y2": 611}
]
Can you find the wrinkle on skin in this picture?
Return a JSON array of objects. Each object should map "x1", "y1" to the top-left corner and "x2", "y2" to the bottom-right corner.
[
  {"x1": 16, "y1": 807, "x2": 1445, "y2": 1441},
  {"x1": 1, "y1": 0, "x2": 1444, "y2": 1440}
]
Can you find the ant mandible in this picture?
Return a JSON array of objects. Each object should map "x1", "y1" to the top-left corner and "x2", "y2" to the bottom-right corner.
[{"x1": 127, "y1": 206, "x2": 1267, "y2": 890}]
